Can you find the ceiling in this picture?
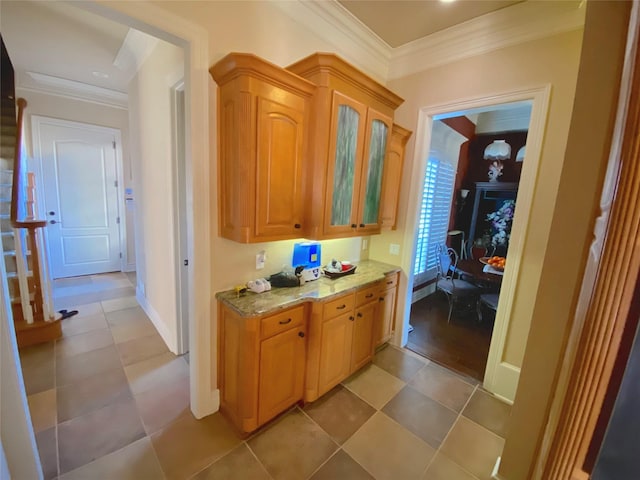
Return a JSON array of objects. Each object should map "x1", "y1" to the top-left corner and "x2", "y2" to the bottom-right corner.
[
  {"x1": 338, "y1": 0, "x2": 523, "y2": 47},
  {"x1": 1, "y1": 0, "x2": 138, "y2": 95},
  {"x1": 1, "y1": 0, "x2": 551, "y2": 102}
]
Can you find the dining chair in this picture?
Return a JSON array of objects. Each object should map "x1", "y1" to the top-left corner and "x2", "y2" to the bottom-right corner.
[
  {"x1": 435, "y1": 244, "x2": 482, "y2": 323},
  {"x1": 477, "y1": 293, "x2": 500, "y2": 323}
]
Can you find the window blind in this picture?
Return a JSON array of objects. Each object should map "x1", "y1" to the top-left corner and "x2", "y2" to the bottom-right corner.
[{"x1": 413, "y1": 156, "x2": 455, "y2": 284}]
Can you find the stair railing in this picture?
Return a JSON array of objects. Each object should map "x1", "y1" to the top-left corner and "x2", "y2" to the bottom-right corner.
[{"x1": 10, "y1": 98, "x2": 52, "y2": 323}]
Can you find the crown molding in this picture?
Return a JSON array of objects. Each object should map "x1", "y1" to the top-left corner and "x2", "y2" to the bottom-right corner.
[
  {"x1": 271, "y1": 0, "x2": 392, "y2": 82},
  {"x1": 388, "y1": 0, "x2": 586, "y2": 80},
  {"x1": 22, "y1": 72, "x2": 128, "y2": 109}
]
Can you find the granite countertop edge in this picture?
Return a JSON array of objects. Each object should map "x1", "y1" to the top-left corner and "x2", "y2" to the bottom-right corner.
[{"x1": 216, "y1": 259, "x2": 401, "y2": 317}]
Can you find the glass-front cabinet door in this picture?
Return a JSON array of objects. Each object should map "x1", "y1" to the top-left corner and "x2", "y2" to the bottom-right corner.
[
  {"x1": 324, "y1": 91, "x2": 367, "y2": 236},
  {"x1": 357, "y1": 109, "x2": 392, "y2": 234}
]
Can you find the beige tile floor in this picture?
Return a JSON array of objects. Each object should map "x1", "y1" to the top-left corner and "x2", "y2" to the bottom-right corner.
[{"x1": 20, "y1": 274, "x2": 510, "y2": 480}]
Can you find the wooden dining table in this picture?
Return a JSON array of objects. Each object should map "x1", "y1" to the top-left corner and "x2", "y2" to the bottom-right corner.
[{"x1": 456, "y1": 258, "x2": 503, "y2": 287}]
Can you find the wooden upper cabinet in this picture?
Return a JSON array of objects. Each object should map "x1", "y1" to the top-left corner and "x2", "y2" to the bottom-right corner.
[
  {"x1": 210, "y1": 53, "x2": 315, "y2": 243},
  {"x1": 358, "y1": 109, "x2": 393, "y2": 234},
  {"x1": 287, "y1": 53, "x2": 404, "y2": 239},
  {"x1": 380, "y1": 124, "x2": 412, "y2": 230},
  {"x1": 324, "y1": 92, "x2": 367, "y2": 236}
]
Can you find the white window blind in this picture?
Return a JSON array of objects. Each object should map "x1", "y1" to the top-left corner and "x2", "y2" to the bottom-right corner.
[{"x1": 413, "y1": 156, "x2": 455, "y2": 284}]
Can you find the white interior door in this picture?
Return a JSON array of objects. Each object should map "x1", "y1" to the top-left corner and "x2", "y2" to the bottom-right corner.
[{"x1": 35, "y1": 120, "x2": 121, "y2": 279}]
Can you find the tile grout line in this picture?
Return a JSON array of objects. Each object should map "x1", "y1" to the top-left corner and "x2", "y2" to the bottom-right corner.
[
  {"x1": 421, "y1": 383, "x2": 481, "y2": 479},
  {"x1": 242, "y1": 440, "x2": 277, "y2": 480},
  {"x1": 295, "y1": 405, "x2": 343, "y2": 480}
]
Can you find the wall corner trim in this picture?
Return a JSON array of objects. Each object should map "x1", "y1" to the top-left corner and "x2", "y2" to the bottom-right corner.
[{"x1": 136, "y1": 289, "x2": 178, "y2": 354}]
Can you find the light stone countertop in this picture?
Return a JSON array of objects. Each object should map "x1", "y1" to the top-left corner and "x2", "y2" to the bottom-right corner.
[{"x1": 216, "y1": 259, "x2": 401, "y2": 317}]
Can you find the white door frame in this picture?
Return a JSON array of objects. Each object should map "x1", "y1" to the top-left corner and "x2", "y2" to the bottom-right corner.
[
  {"x1": 30, "y1": 116, "x2": 128, "y2": 274},
  {"x1": 57, "y1": 0, "x2": 213, "y2": 419},
  {"x1": 400, "y1": 85, "x2": 551, "y2": 402},
  {"x1": 171, "y1": 81, "x2": 189, "y2": 355}
]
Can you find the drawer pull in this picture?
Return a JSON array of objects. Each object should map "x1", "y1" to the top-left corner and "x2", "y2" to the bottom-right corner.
[
  {"x1": 359, "y1": 223, "x2": 365, "y2": 228},
  {"x1": 351, "y1": 224, "x2": 357, "y2": 228},
  {"x1": 336, "y1": 304, "x2": 347, "y2": 310},
  {"x1": 298, "y1": 331, "x2": 305, "y2": 338},
  {"x1": 379, "y1": 297, "x2": 384, "y2": 302},
  {"x1": 294, "y1": 223, "x2": 301, "y2": 229},
  {"x1": 387, "y1": 280, "x2": 393, "y2": 285},
  {"x1": 357, "y1": 312, "x2": 363, "y2": 318},
  {"x1": 279, "y1": 318, "x2": 292, "y2": 325},
  {"x1": 349, "y1": 316, "x2": 354, "y2": 321},
  {"x1": 365, "y1": 293, "x2": 374, "y2": 298}
]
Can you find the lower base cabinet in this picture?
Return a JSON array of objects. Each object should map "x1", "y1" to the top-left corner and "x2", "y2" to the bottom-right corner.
[
  {"x1": 373, "y1": 272, "x2": 399, "y2": 347},
  {"x1": 218, "y1": 274, "x2": 398, "y2": 433},
  {"x1": 317, "y1": 311, "x2": 353, "y2": 397},
  {"x1": 218, "y1": 303, "x2": 306, "y2": 432},
  {"x1": 258, "y1": 326, "x2": 306, "y2": 426}
]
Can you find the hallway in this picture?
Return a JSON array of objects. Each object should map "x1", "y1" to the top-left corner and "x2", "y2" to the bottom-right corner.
[{"x1": 19, "y1": 275, "x2": 510, "y2": 479}]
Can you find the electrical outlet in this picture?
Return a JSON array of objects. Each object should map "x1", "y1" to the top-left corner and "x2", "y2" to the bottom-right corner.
[
  {"x1": 256, "y1": 250, "x2": 266, "y2": 269},
  {"x1": 362, "y1": 238, "x2": 368, "y2": 250},
  {"x1": 389, "y1": 243, "x2": 400, "y2": 255}
]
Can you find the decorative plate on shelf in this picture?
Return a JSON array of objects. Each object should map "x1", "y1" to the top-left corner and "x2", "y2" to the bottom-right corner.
[{"x1": 479, "y1": 256, "x2": 505, "y2": 272}]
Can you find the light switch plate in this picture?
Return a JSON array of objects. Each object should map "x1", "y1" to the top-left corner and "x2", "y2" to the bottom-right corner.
[
  {"x1": 256, "y1": 250, "x2": 266, "y2": 269},
  {"x1": 362, "y1": 238, "x2": 368, "y2": 250},
  {"x1": 389, "y1": 243, "x2": 400, "y2": 255}
]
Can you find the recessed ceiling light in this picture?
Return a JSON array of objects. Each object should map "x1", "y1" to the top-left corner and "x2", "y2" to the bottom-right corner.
[
  {"x1": 92, "y1": 71, "x2": 110, "y2": 79},
  {"x1": 440, "y1": 0, "x2": 457, "y2": 3}
]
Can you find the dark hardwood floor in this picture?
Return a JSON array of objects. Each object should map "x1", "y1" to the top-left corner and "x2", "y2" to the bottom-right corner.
[{"x1": 407, "y1": 292, "x2": 494, "y2": 382}]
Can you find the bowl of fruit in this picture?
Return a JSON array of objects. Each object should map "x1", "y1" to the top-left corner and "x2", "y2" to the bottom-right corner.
[{"x1": 480, "y1": 256, "x2": 506, "y2": 272}]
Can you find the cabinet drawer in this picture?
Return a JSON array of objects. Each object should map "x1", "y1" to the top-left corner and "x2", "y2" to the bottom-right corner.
[
  {"x1": 356, "y1": 284, "x2": 379, "y2": 307},
  {"x1": 382, "y1": 272, "x2": 398, "y2": 290},
  {"x1": 323, "y1": 293, "x2": 355, "y2": 320},
  {"x1": 261, "y1": 306, "x2": 305, "y2": 339}
]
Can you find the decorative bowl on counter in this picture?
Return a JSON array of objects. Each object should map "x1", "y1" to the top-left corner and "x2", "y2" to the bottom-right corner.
[{"x1": 323, "y1": 265, "x2": 357, "y2": 279}]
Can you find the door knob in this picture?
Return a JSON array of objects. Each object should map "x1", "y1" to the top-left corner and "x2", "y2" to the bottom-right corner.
[
  {"x1": 49, "y1": 220, "x2": 57, "y2": 225},
  {"x1": 48, "y1": 211, "x2": 55, "y2": 216}
]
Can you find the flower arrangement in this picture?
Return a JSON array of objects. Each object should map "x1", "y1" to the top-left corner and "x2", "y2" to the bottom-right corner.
[{"x1": 486, "y1": 200, "x2": 516, "y2": 246}]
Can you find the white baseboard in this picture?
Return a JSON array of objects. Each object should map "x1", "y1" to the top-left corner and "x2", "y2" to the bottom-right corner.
[
  {"x1": 412, "y1": 283, "x2": 436, "y2": 303},
  {"x1": 122, "y1": 264, "x2": 136, "y2": 273},
  {"x1": 136, "y1": 287, "x2": 177, "y2": 354},
  {"x1": 191, "y1": 388, "x2": 220, "y2": 419},
  {"x1": 492, "y1": 456, "x2": 503, "y2": 479}
]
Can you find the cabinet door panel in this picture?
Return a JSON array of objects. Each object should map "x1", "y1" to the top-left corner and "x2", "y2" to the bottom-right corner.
[
  {"x1": 380, "y1": 125, "x2": 411, "y2": 229},
  {"x1": 318, "y1": 312, "x2": 354, "y2": 396},
  {"x1": 255, "y1": 97, "x2": 305, "y2": 238},
  {"x1": 324, "y1": 92, "x2": 367, "y2": 235},
  {"x1": 258, "y1": 326, "x2": 306, "y2": 425},
  {"x1": 374, "y1": 287, "x2": 397, "y2": 347},
  {"x1": 358, "y1": 109, "x2": 392, "y2": 233},
  {"x1": 351, "y1": 302, "x2": 376, "y2": 372}
]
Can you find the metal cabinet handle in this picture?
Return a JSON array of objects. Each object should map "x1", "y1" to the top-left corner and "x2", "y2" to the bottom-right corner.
[
  {"x1": 351, "y1": 224, "x2": 357, "y2": 228},
  {"x1": 336, "y1": 304, "x2": 346, "y2": 310},
  {"x1": 279, "y1": 318, "x2": 292, "y2": 325},
  {"x1": 357, "y1": 312, "x2": 363, "y2": 318},
  {"x1": 387, "y1": 281, "x2": 393, "y2": 285},
  {"x1": 349, "y1": 316, "x2": 354, "y2": 321},
  {"x1": 294, "y1": 224, "x2": 301, "y2": 229},
  {"x1": 365, "y1": 293, "x2": 373, "y2": 298},
  {"x1": 379, "y1": 297, "x2": 384, "y2": 302},
  {"x1": 298, "y1": 331, "x2": 305, "y2": 338},
  {"x1": 359, "y1": 223, "x2": 365, "y2": 228}
]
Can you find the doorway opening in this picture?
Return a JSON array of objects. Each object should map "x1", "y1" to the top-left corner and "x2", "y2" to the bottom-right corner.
[
  {"x1": 398, "y1": 85, "x2": 550, "y2": 402},
  {"x1": 407, "y1": 102, "x2": 531, "y2": 382}
]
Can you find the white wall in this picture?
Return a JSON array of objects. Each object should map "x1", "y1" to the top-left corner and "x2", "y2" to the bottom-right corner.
[
  {"x1": 17, "y1": 89, "x2": 136, "y2": 269},
  {"x1": 127, "y1": 39, "x2": 183, "y2": 351}
]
